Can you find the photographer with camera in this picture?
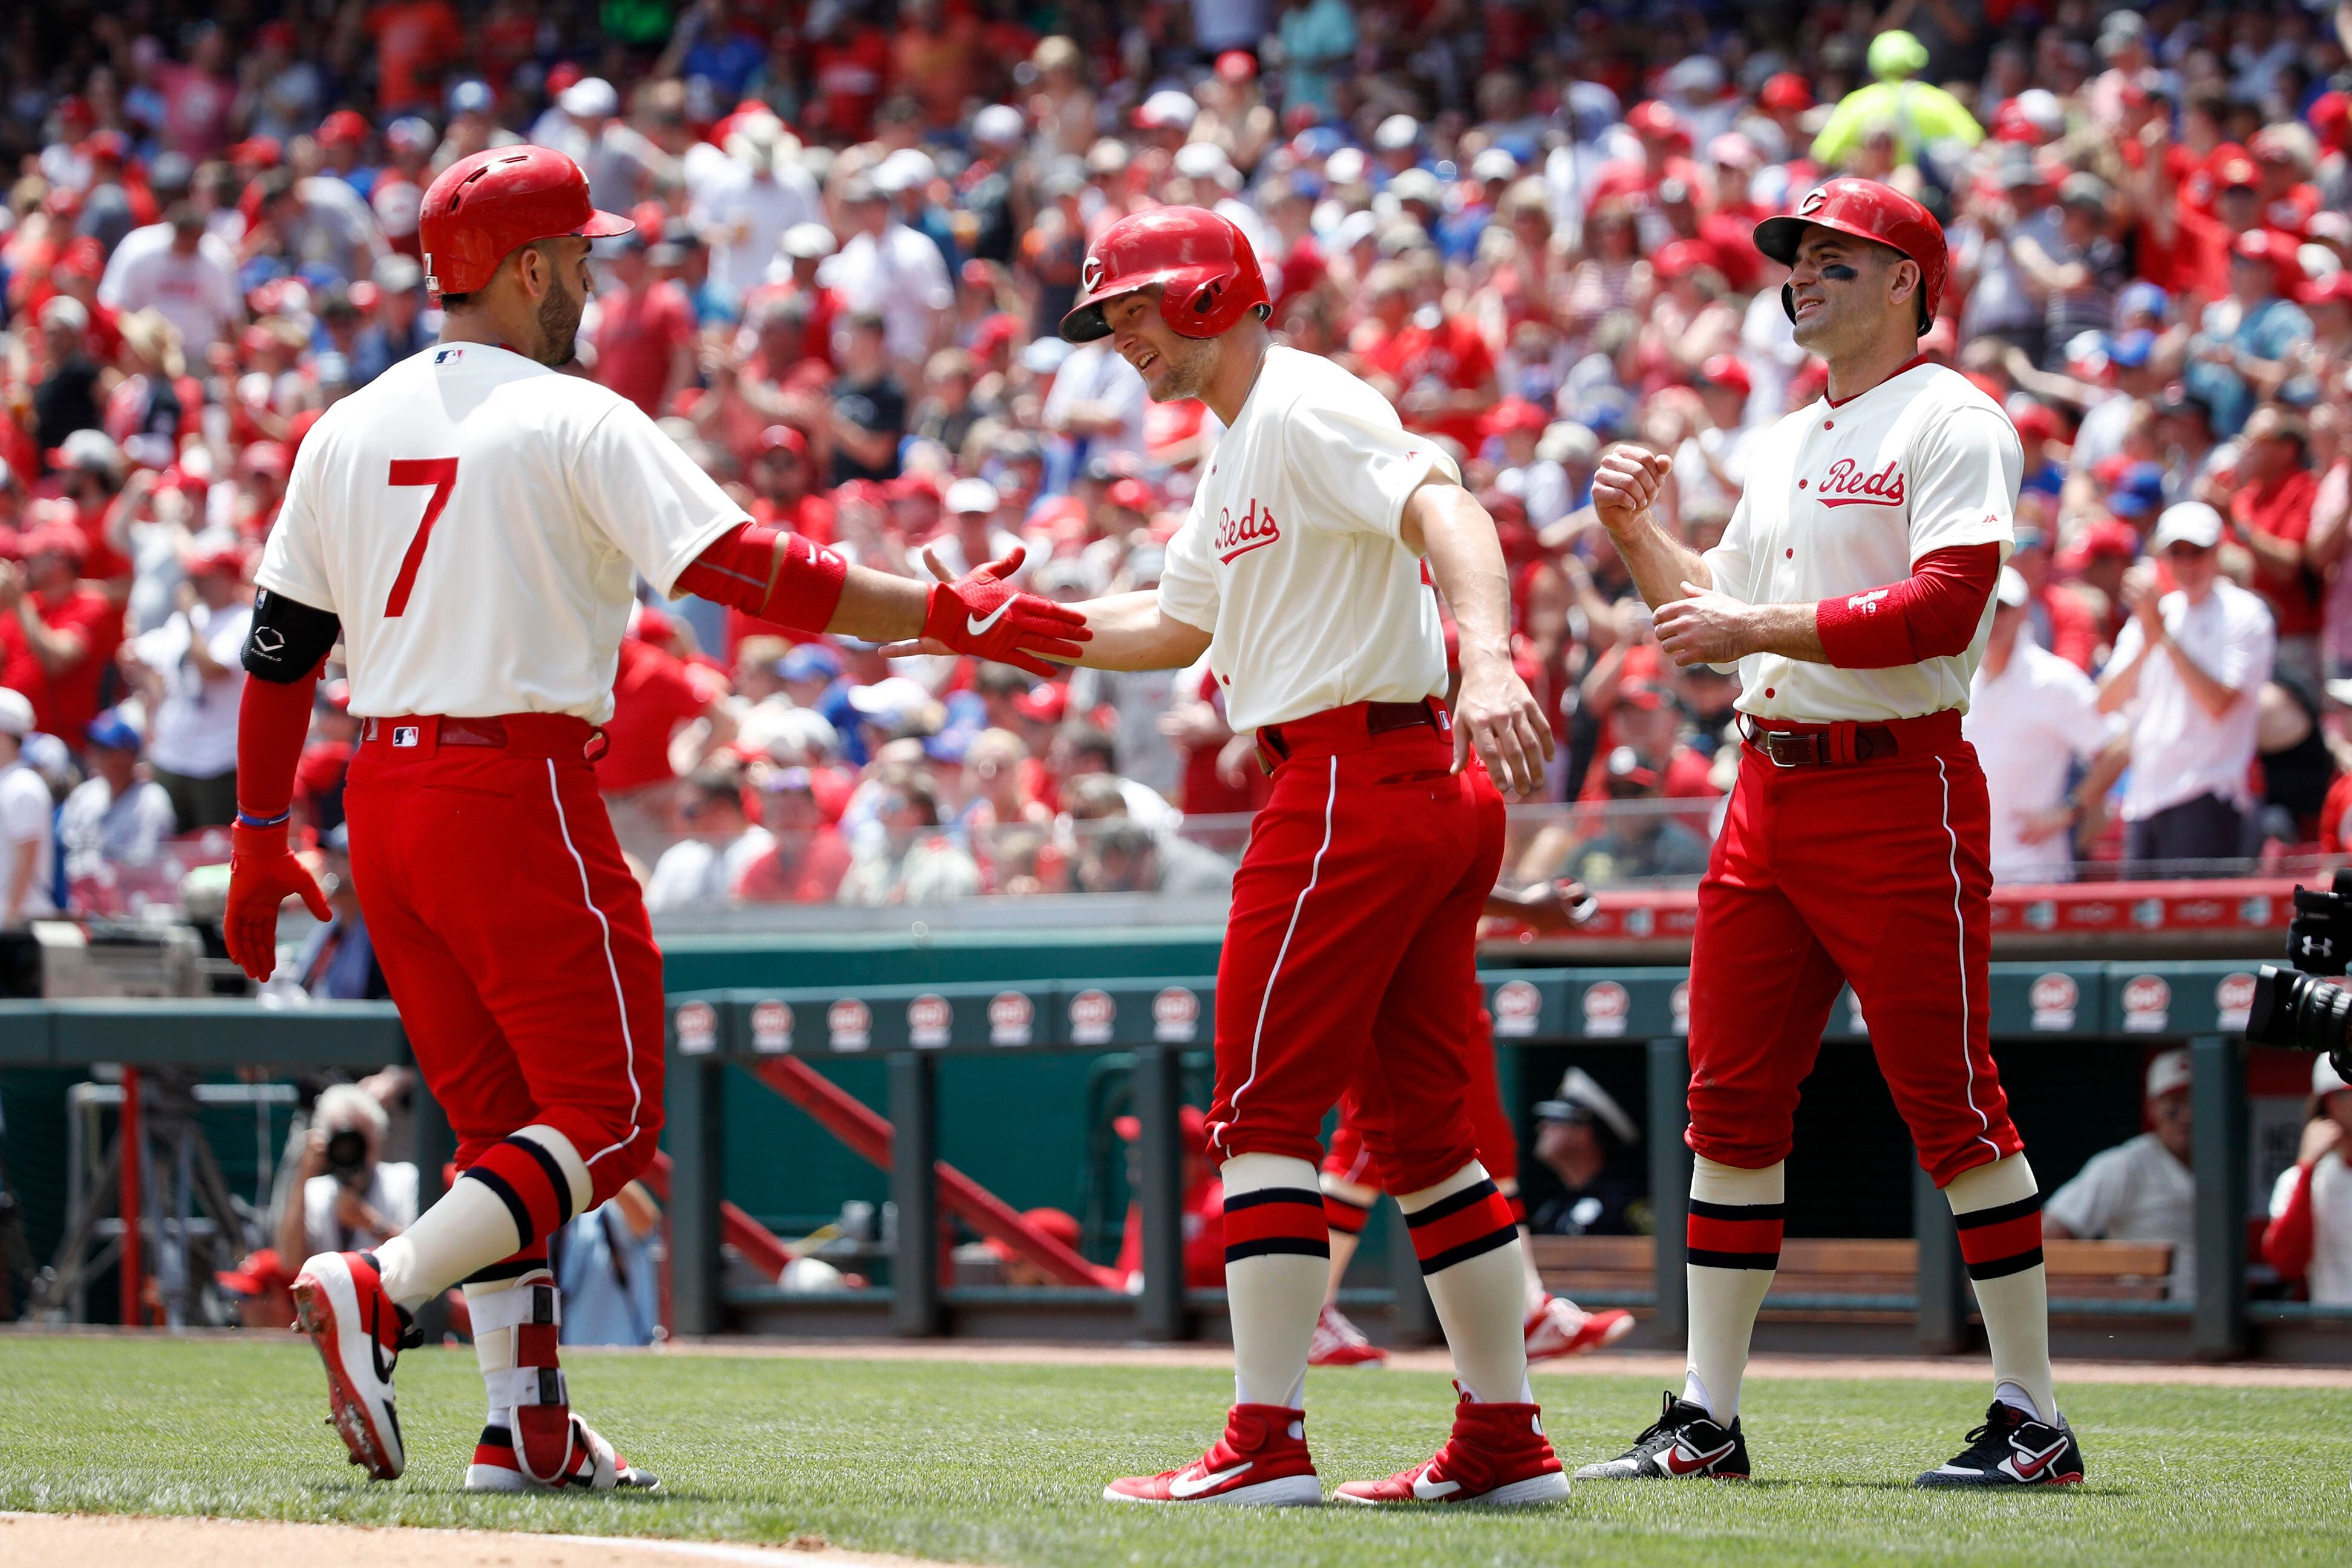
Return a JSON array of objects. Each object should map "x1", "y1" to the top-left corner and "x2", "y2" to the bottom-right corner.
[
  {"x1": 2261, "y1": 1055, "x2": 2352, "y2": 1306},
  {"x1": 275, "y1": 1083, "x2": 419, "y2": 1268}
]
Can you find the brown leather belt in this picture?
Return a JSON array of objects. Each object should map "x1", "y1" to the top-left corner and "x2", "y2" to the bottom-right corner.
[
  {"x1": 1257, "y1": 699, "x2": 1443, "y2": 767},
  {"x1": 1737, "y1": 708, "x2": 1962, "y2": 768}
]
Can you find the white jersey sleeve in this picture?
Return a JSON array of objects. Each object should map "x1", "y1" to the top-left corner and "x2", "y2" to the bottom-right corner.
[
  {"x1": 1157, "y1": 489, "x2": 1220, "y2": 634},
  {"x1": 1904, "y1": 403, "x2": 2022, "y2": 564},
  {"x1": 1282, "y1": 373, "x2": 1459, "y2": 541},
  {"x1": 567, "y1": 399, "x2": 747, "y2": 596},
  {"x1": 1702, "y1": 489, "x2": 1758, "y2": 605},
  {"x1": 263, "y1": 440, "x2": 340, "y2": 613}
]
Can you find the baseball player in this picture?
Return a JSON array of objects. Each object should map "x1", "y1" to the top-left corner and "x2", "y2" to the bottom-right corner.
[
  {"x1": 224, "y1": 146, "x2": 1085, "y2": 1491},
  {"x1": 1314, "y1": 879, "x2": 1633, "y2": 1368},
  {"x1": 895, "y1": 205, "x2": 1566, "y2": 1506},
  {"x1": 1572, "y1": 179, "x2": 2082, "y2": 1488}
]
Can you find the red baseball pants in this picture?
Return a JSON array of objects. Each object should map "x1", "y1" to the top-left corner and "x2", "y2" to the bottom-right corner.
[
  {"x1": 1688, "y1": 712, "x2": 2022, "y2": 1187},
  {"x1": 343, "y1": 715, "x2": 665, "y2": 1207},
  {"x1": 1207, "y1": 711, "x2": 1505, "y2": 1195},
  {"x1": 1324, "y1": 999, "x2": 1518, "y2": 1191}
]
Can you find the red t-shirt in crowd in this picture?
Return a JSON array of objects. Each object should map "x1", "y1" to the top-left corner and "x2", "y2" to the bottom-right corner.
[
  {"x1": 593, "y1": 280, "x2": 697, "y2": 417},
  {"x1": 1112, "y1": 1175, "x2": 1226, "y2": 1290},
  {"x1": 0, "y1": 586, "x2": 119, "y2": 738},
  {"x1": 1358, "y1": 314, "x2": 1496, "y2": 452},
  {"x1": 2235, "y1": 467, "x2": 2322, "y2": 637},
  {"x1": 809, "y1": 27, "x2": 893, "y2": 142},
  {"x1": 366, "y1": 1, "x2": 467, "y2": 111},
  {"x1": 595, "y1": 636, "x2": 719, "y2": 793},
  {"x1": 734, "y1": 827, "x2": 853, "y2": 902}
]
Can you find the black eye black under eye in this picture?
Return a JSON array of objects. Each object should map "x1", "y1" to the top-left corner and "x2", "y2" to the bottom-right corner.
[{"x1": 1820, "y1": 264, "x2": 1858, "y2": 280}]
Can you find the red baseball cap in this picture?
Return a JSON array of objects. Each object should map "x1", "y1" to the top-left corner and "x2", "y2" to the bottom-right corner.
[
  {"x1": 1215, "y1": 50, "x2": 1257, "y2": 84},
  {"x1": 1485, "y1": 397, "x2": 1550, "y2": 437},
  {"x1": 2216, "y1": 155, "x2": 2260, "y2": 190},
  {"x1": 1114, "y1": 1103, "x2": 1211, "y2": 1154},
  {"x1": 83, "y1": 129, "x2": 130, "y2": 164},
  {"x1": 240, "y1": 442, "x2": 292, "y2": 479},
  {"x1": 1651, "y1": 239, "x2": 1713, "y2": 279},
  {"x1": 2060, "y1": 517, "x2": 2141, "y2": 570},
  {"x1": 230, "y1": 136, "x2": 284, "y2": 168},
  {"x1": 755, "y1": 423, "x2": 808, "y2": 457},
  {"x1": 1758, "y1": 73, "x2": 1813, "y2": 113},
  {"x1": 1617, "y1": 679, "x2": 1668, "y2": 712},
  {"x1": 318, "y1": 109, "x2": 371, "y2": 148},
  {"x1": 217, "y1": 1247, "x2": 292, "y2": 1296},
  {"x1": 2298, "y1": 272, "x2": 2352, "y2": 309},
  {"x1": 982, "y1": 1206, "x2": 1083, "y2": 1263},
  {"x1": 629, "y1": 200, "x2": 668, "y2": 244},
  {"x1": 1106, "y1": 477, "x2": 1155, "y2": 512},
  {"x1": 1625, "y1": 100, "x2": 1688, "y2": 145},
  {"x1": 1012, "y1": 682, "x2": 1069, "y2": 724},
  {"x1": 2011, "y1": 400, "x2": 2060, "y2": 444},
  {"x1": 1699, "y1": 353, "x2": 1751, "y2": 395},
  {"x1": 55, "y1": 235, "x2": 106, "y2": 280},
  {"x1": 185, "y1": 539, "x2": 247, "y2": 578}
]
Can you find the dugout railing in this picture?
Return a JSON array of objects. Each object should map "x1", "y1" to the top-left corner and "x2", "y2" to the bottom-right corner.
[{"x1": 4, "y1": 962, "x2": 2346, "y2": 1358}]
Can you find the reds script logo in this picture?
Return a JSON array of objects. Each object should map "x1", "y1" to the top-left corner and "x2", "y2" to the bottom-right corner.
[
  {"x1": 1214, "y1": 498, "x2": 1281, "y2": 564},
  {"x1": 1082, "y1": 254, "x2": 1106, "y2": 292},
  {"x1": 1814, "y1": 457, "x2": 1907, "y2": 509}
]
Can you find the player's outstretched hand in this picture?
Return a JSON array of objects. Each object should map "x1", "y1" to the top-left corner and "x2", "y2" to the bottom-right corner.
[
  {"x1": 1654, "y1": 580, "x2": 1757, "y2": 667},
  {"x1": 1589, "y1": 445, "x2": 1672, "y2": 535},
  {"x1": 898, "y1": 545, "x2": 1092, "y2": 677},
  {"x1": 1454, "y1": 658, "x2": 1554, "y2": 798},
  {"x1": 223, "y1": 824, "x2": 332, "y2": 983}
]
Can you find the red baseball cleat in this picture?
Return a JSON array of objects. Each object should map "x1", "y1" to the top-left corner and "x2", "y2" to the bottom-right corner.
[
  {"x1": 1335, "y1": 1391, "x2": 1568, "y2": 1505},
  {"x1": 1105, "y1": 1403, "x2": 1324, "y2": 1505},
  {"x1": 465, "y1": 1416, "x2": 661, "y2": 1492},
  {"x1": 1308, "y1": 1302, "x2": 1388, "y2": 1367},
  {"x1": 290, "y1": 1250, "x2": 418, "y2": 1480},
  {"x1": 1524, "y1": 1296, "x2": 1635, "y2": 1362}
]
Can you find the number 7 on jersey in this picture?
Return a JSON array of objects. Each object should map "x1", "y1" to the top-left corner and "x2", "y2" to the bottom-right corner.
[{"x1": 384, "y1": 457, "x2": 460, "y2": 616}]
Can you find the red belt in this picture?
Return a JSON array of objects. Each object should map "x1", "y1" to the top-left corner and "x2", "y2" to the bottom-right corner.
[
  {"x1": 359, "y1": 713, "x2": 609, "y2": 763},
  {"x1": 1256, "y1": 698, "x2": 1445, "y2": 770},
  {"x1": 1737, "y1": 708, "x2": 1962, "y2": 768}
]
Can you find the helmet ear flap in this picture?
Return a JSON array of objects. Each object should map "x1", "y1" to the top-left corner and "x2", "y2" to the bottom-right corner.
[{"x1": 1780, "y1": 281, "x2": 1797, "y2": 325}]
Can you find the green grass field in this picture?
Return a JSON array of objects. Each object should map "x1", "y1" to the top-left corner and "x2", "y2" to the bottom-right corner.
[{"x1": 1, "y1": 1338, "x2": 2348, "y2": 1567}]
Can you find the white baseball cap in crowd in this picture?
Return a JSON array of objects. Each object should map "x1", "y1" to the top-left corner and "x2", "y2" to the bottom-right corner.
[
  {"x1": 0, "y1": 687, "x2": 33, "y2": 738},
  {"x1": 1134, "y1": 90, "x2": 1198, "y2": 130},
  {"x1": 2145, "y1": 1047, "x2": 2194, "y2": 1100},
  {"x1": 782, "y1": 222, "x2": 837, "y2": 260},
  {"x1": 1173, "y1": 141, "x2": 1235, "y2": 183},
  {"x1": 972, "y1": 103, "x2": 1025, "y2": 147},
  {"x1": 1471, "y1": 146, "x2": 1521, "y2": 183},
  {"x1": 2149, "y1": 501, "x2": 2225, "y2": 551},
  {"x1": 560, "y1": 77, "x2": 620, "y2": 120},
  {"x1": 2317, "y1": 1051, "x2": 2351, "y2": 1099},
  {"x1": 1996, "y1": 565, "x2": 2031, "y2": 609},
  {"x1": 1374, "y1": 113, "x2": 1421, "y2": 151},
  {"x1": 1325, "y1": 146, "x2": 1368, "y2": 187},
  {"x1": 1389, "y1": 166, "x2": 1443, "y2": 207},
  {"x1": 875, "y1": 148, "x2": 936, "y2": 194},
  {"x1": 945, "y1": 477, "x2": 1002, "y2": 515}
]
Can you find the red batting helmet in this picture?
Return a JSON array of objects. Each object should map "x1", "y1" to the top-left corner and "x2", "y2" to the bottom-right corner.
[
  {"x1": 418, "y1": 146, "x2": 633, "y2": 298},
  {"x1": 1753, "y1": 178, "x2": 1947, "y2": 333},
  {"x1": 1059, "y1": 206, "x2": 1270, "y2": 344}
]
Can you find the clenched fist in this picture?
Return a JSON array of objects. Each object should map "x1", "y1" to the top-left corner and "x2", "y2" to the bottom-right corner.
[{"x1": 1590, "y1": 445, "x2": 1674, "y2": 535}]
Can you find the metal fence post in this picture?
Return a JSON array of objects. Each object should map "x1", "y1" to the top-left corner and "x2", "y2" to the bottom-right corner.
[
  {"x1": 1913, "y1": 1155, "x2": 1967, "y2": 1353},
  {"x1": 890, "y1": 1052, "x2": 943, "y2": 1336},
  {"x1": 665, "y1": 1052, "x2": 725, "y2": 1337},
  {"x1": 1646, "y1": 1037, "x2": 1691, "y2": 1341},
  {"x1": 1132, "y1": 1044, "x2": 1190, "y2": 1341},
  {"x1": 2190, "y1": 1033, "x2": 2248, "y2": 1359}
]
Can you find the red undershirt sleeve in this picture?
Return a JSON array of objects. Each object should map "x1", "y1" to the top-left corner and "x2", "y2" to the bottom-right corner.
[
  {"x1": 672, "y1": 521, "x2": 849, "y2": 632},
  {"x1": 2263, "y1": 1160, "x2": 2318, "y2": 1282},
  {"x1": 1812, "y1": 541, "x2": 2003, "y2": 670},
  {"x1": 235, "y1": 658, "x2": 325, "y2": 825}
]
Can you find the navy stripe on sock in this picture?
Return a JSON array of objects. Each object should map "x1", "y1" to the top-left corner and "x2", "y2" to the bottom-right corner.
[
  {"x1": 462, "y1": 1165, "x2": 534, "y2": 1249},
  {"x1": 1685, "y1": 1247, "x2": 1782, "y2": 1272},
  {"x1": 1965, "y1": 1247, "x2": 2046, "y2": 1281},
  {"x1": 1225, "y1": 1236, "x2": 1332, "y2": 1263},
  {"x1": 1953, "y1": 1194, "x2": 2042, "y2": 1230},
  {"x1": 460, "y1": 1255, "x2": 549, "y2": 1285},
  {"x1": 1224, "y1": 1185, "x2": 1325, "y2": 1212},
  {"x1": 504, "y1": 1135, "x2": 578, "y2": 1227},
  {"x1": 1417, "y1": 1225, "x2": 1517, "y2": 1275},
  {"x1": 1404, "y1": 1178, "x2": 1501, "y2": 1229}
]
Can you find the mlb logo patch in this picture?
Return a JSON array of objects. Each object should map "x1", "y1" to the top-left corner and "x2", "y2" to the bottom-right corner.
[
  {"x1": 434, "y1": 347, "x2": 464, "y2": 365},
  {"x1": 392, "y1": 725, "x2": 421, "y2": 748}
]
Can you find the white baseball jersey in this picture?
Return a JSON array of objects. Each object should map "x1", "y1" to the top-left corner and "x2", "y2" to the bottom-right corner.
[
  {"x1": 1158, "y1": 347, "x2": 1455, "y2": 734},
  {"x1": 1703, "y1": 358, "x2": 2021, "y2": 723},
  {"x1": 1964, "y1": 639, "x2": 2117, "y2": 882},
  {"x1": 258, "y1": 342, "x2": 745, "y2": 723}
]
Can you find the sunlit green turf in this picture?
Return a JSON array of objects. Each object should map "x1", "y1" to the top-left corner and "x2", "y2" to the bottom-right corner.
[{"x1": 1, "y1": 1336, "x2": 2347, "y2": 1566}]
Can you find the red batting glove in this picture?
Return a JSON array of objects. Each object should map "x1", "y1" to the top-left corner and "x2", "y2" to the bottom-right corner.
[
  {"x1": 224, "y1": 822, "x2": 332, "y2": 982},
  {"x1": 921, "y1": 546, "x2": 1091, "y2": 677}
]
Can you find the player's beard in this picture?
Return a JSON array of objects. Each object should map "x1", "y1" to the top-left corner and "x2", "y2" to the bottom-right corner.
[
  {"x1": 1143, "y1": 333, "x2": 1220, "y2": 403},
  {"x1": 537, "y1": 274, "x2": 585, "y2": 367}
]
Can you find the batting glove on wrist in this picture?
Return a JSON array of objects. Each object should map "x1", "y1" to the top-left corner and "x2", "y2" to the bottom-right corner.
[
  {"x1": 921, "y1": 546, "x2": 1091, "y2": 677},
  {"x1": 225, "y1": 822, "x2": 332, "y2": 982}
]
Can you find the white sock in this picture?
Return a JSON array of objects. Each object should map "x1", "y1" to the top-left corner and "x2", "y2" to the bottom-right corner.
[
  {"x1": 1399, "y1": 1162, "x2": 1531, "y2": 1405},
  {"x1": 374, "y1": 1126, "x2": 590, "y2": 1310},
  {"x1": 1945, "y1": 1154, "x2": 2056, "y2": 1423},
  {"x1": 1515, "y1": 1223, "x2": 1549, "y2": 1317},
  {"x1": 1684, "y1": 1157, "x2": 1784, "y2": 1424},
  {"x1": 1222, "y1": 1153, "x2": 1327, "y2": 1410}
]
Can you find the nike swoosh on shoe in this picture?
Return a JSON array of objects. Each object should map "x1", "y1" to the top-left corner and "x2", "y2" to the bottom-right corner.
[{"x1": 1168, "y1": 1461, "x2": 1252, "y2": 1498}]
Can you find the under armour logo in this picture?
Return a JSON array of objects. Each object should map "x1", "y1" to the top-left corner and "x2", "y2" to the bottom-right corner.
[
  {"x1": 1082, "y1": 254, "x2": 1106, "y2": 292},
  {"x1": 1847, "y1": 588, "x2": 1890, "y2": 615},
  {"x1": 1800, "y1": 188, "x2": 1828, "y2": 215}
]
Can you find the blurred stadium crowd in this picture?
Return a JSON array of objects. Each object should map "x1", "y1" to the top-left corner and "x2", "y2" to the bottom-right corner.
[{"x1": 14, "y1": 1, "x2": 2352, "y2": 924}]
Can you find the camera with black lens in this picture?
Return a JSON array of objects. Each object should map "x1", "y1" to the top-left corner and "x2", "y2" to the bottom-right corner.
[
  {"x1": 2247, "y1": 868, "x2": 2352, "y2": 1082},
  {"x1": 324, "y1": 1127, "x2": 370, "y2": 1184}
]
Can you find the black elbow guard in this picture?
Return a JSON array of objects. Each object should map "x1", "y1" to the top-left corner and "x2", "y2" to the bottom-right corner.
[{"x1": 243, "y1": 589, "x2": 342, "y2": 682}]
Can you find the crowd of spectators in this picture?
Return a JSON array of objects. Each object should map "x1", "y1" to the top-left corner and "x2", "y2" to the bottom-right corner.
[{"x1": 18, "y1": 2, "x2": 2352, "y2": 922}]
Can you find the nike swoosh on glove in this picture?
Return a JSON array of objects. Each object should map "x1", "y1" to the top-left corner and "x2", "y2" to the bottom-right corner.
[
  {"x1": 921, "y1": 546, "x2": 1091, "y2": 677},
  {"x1": 225, "y1": 823, "x2": 333, "y2": 982}
]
